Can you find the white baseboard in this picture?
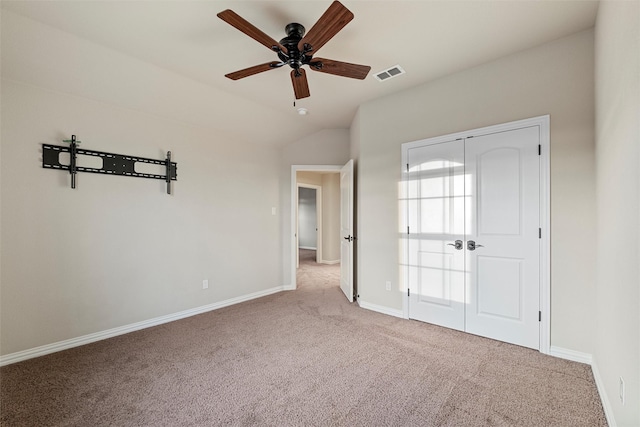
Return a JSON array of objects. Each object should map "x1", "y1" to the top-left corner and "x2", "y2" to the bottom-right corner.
[
  {"x1": 358, "y1": 300, "x2": 404, "y2": 318},
  {"x1": 318, "y1": 259, "x2": 340, "y2": 265},
  {"x1": 0, "y1": 285, "x2": 288, "y2": 367},
  {"x1": 299, "y1": 246, "x2": 317, "y2": 250},
  {"x1": 548, "y1": 345, "x2": 593, "y2": 364},
  {"x1": 591, "y1": 359, "x2": 617, "y2": 427}
]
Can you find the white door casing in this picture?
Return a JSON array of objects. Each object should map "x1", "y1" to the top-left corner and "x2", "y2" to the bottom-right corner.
[
  {"x1": 403, "y1": 116, "x2": 549, "y2": 351},
  {"x1": 340, "y1": 159, "x2": 354, "y2": 302}
]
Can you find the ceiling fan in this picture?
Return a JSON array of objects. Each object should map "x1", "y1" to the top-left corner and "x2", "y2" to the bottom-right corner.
[{"x1": 217, "y1": 1, "x2": 371, "y2": 99}]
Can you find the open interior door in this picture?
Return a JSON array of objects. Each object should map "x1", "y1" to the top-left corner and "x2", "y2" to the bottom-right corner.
[{"x1": 340, "y1": 160, "x2": 354, "y2": 301}]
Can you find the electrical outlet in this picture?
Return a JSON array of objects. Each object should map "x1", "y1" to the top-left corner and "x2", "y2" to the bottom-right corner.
[
  {"x1": 385, "y1": 281, "x2": 391, "y2": 291},
  {"x1": 619, "y1": 376, "x2": 625, "y2": 405},
  {"x1": 202, "y1": 279, "x2": 209, "y2": 290}
]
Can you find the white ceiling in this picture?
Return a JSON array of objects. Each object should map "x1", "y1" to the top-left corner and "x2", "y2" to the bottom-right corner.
[{"x1": 1, "y1": 0, "x2": 598, "y2": 147}]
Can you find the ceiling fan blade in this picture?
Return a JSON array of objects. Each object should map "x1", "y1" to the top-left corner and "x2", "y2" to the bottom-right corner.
[
  {"x1": 218, "y1": 9, "x2": 288, "y2": 54},
  {"x1": 291, "y1": 69, "x2": 311, "y2": 99},
  {"x1": 297, "y1": 1, "x2": 353, "y2": 55},
  {"x1": 225, "y1": 62, "x2": 283, "y2": 80},
  {"x1": 309, "y1": 58, "x2": 371, "y2": 80}
]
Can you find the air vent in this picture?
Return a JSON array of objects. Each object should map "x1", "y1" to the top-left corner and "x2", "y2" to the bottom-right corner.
[{"x1": 374, "y1": 65, "x2": 405, "y2": 82}]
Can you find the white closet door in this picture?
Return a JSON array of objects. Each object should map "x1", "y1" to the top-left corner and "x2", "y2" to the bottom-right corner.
[
  {"x1": 464, "y1": 127, "x2": 540, "y2": 349},
  {"x1": 405, "y1": 124, "x2": 541, "y2": 350},
  {"x1": 407, "y1": 140, "x2": 466, "y2": 331}
]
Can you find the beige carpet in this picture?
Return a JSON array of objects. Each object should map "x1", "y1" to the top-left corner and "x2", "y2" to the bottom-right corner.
[{"x1": 1, "y1": 249, "x2": 607, "y2": 426}]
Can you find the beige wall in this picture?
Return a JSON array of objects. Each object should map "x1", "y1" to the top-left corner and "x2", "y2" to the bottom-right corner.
[
  {"x1": 353, "y1": 29, "x2": 596, "y2": 354},
  {"x1": 0, "y1": 7, "x2": 351, "y2": 355},
  {"x1": 0, "y1": 80, "x2": 281, "y2": 355},
  {"x1": 594, "y1": 1, "x2": 640, "y2": 424},
  {"x1": 280, "y1": 129, "x2": 350, "y2": 287},
  {"x1": 297, "y1": 172, "x2": 323, "y2": 186},
  {"x1": 321, "y1": 173, "x2": 340, "y2": 262},
  {"x1": 0, "y1": 10, "x2": 284, "y2": 356}
]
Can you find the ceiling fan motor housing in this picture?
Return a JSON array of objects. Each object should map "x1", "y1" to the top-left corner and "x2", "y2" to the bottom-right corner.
[{"x1": 278, "y1": 23, "x2": 314, "y2": 71}]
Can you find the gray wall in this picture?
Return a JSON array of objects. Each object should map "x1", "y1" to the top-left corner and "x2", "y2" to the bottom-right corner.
[
  {"x1": 594, "y1": 1, "x2": 639, "y2": 424},
  {"x1": 353, "y1": 29, "x2": 596, "y2": 355}
]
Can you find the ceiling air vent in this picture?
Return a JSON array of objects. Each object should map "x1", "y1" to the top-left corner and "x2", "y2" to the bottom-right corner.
[{"x1": 374, "y1": 65, "x2": 405, "y2": 82}]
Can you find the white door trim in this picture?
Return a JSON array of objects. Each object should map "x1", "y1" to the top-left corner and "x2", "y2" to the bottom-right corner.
[
  {"x1": 401, "y1": 115, "x2": 550, "y2": 354},
  {"x1": 290, "y1": 165, "x2": 342, "y2": 290}
]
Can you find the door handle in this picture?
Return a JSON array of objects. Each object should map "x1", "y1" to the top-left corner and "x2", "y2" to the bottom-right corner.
[
  {"x1": 344, "y1": 235, "x2": 354, "y2": 242},
  {"x1": 447, "y1": 240, "x2": 463, "y2": 250},
  {"x1": 467, "y1": 240, "x2": 484, "y2": 251}
]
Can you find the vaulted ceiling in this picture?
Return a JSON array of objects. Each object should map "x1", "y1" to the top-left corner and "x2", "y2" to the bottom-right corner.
[{"x1": 1, "y1": 1, "x2": 598, "y2": 147}]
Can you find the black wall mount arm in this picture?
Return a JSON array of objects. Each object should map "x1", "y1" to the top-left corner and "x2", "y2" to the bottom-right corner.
[{"x1": 42, "y1": 135, "x2": 177, "y2": 194}]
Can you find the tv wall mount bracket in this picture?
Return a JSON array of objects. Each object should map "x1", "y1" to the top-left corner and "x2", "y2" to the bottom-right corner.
[{"x1": 42, "y1": 135, "x2": 177, "y2": 194}]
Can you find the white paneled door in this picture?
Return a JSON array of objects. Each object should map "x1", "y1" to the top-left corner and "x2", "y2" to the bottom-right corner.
[
  {"x1": 406, "y1": 125, "x2": 542, "y2": 350},
  {"x1": 406, "y1": 139, "x2": 466, "y2": 331},
  {"x1": 465, "y1": 127, "x2": 540, "y2": 348},
  {"x1": 340, "y1": 159, "x2": 354, "y2": 302}
]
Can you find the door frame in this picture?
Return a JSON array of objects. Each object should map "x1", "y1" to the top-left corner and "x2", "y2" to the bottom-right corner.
[
  {"x1": 296, "y1": 183, "x2": 322, "y2": 266},
  {"x1": 401, "y1": 115, "x2": 550, "y2": 354},
  {"x1": 290, "y1": 165, "x2": 342, "y2": 290}
]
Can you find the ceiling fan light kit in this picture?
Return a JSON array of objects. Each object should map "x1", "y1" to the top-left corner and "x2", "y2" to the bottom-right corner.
[{"x1": 217, "y1": 1, "x2": 371, "y2": 100}]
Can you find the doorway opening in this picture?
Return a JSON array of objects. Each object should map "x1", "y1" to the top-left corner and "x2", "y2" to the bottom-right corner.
[
  {"x1": 291, "y1": 166, "x2": 346, "y2": 296},
  {"x1": 297, "y1": 184, "x2": 321, "y2": 264}
]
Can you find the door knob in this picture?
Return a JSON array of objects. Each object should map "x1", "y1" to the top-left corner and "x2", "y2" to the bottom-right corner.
[
  {"x1": 467, "y1": 240, "x2": 484, "y2": 251},
  {"x1": 447, "y1": 240, "x2": 463, "y2": 250}
]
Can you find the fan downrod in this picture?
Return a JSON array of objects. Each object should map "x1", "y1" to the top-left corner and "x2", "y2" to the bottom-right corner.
[{"x1": 285, "y1": 23, "x2": 305, "y2": 39}]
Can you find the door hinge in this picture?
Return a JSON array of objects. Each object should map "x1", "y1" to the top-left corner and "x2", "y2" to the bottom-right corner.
[
  {"x1": 406, "y1": 163, "x2": 409, "y2": 172},
  {"x1": 539, "y1": 228, "x2": 542, "y2": 239},
  {"x1": 407, "y1": 226, "x2": 410, "y2": 235},
  {"x1": 408, "y1": 288, "x2": 410, "y2": 297},
  {"x1": 538, "y1": 144, "x2": 541, "y2": 155},
  {"x1": 538, "y1": 311, "x2": 542, "y2": 322}
]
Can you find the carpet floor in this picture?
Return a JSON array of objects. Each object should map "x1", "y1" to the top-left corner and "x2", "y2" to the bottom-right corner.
[{"x1": 1, "y1": 249, "x2": 607, "y2": 426}]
